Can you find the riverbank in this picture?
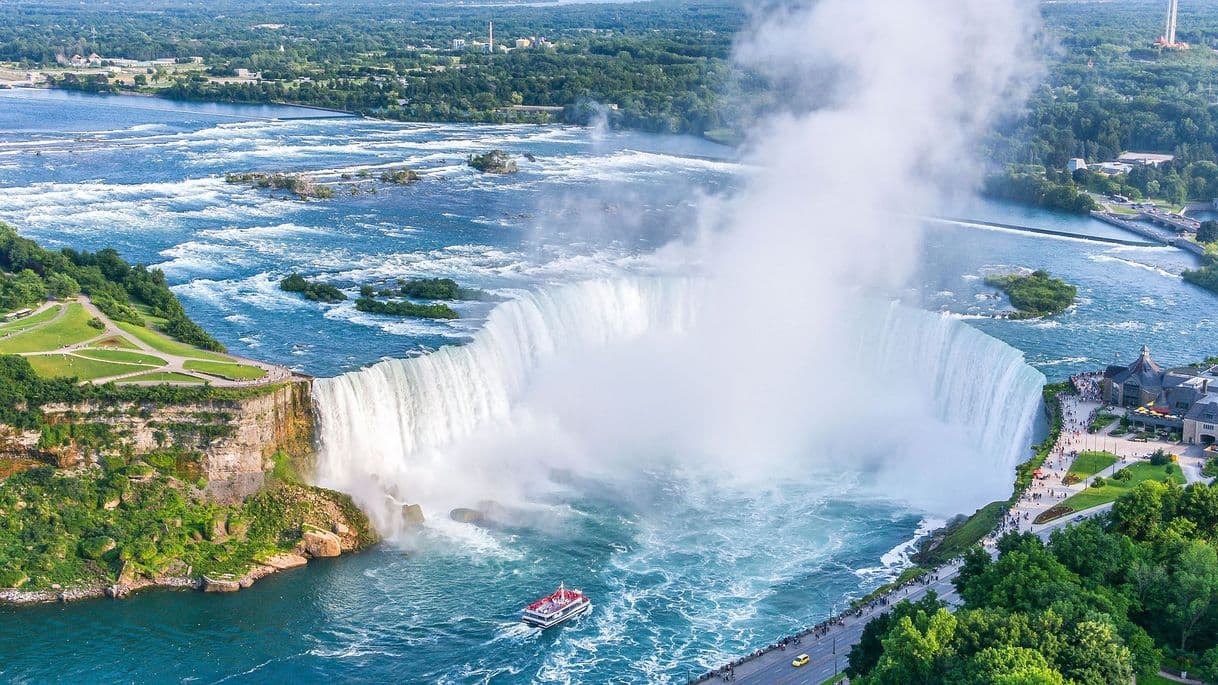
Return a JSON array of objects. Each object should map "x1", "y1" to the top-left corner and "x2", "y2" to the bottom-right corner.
[{"x1": 0, "y1": 474, "x2": 376, "y2": 605}]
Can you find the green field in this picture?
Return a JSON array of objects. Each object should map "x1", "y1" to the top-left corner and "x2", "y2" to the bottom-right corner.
[
  {"x1": 25, "y1": 353, "x2": 155, "y2": 381},
  {"x1": 1059, "y1": 462, "x2": 1186, "y2": 513},
  {"x1": 183, "y1": 360, "x2": 267, "y2": 380},
  {"x1": 0, "y1": 305, "x2": 62, "y2": 334},
  {"x1": 0, "y1": 303, "x2": 99, "y2": 354},
  {"x1": 75, "y1": 348, "x2": 168, "y2": 367},
  {"x1": 115, "y1": 321, "x2": 231, "y2": 362},
  {"x1": 1067, "y1": 451, "x2": 1119, "y2": 480},
  {"x1": 122, "y1": 371, "x2": 206, "y2": 383}
]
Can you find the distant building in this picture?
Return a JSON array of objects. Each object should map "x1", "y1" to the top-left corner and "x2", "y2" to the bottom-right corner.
[
  {"x1": 516, "y1": 38, "x2": 533, "y2": 49},
  {"x1": 1096, "y1": 162, "x2": 1133, "y2": 175},
  {"x1": 1067, "y1": 158, "x2": 1087, "y2": 173},
  {"x1": 1119, "y1": 152, "x2": 1175, "y2": 167},
  {"x1": 451, "y1": 38, "x2": 466, "y2": 51}
]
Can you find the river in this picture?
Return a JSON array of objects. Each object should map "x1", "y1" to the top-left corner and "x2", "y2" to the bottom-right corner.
[{"x1": 0, "y1": 90, "x2": 1212, "y2": 684}]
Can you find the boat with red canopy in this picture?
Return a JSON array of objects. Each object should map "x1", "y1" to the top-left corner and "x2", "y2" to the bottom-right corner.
[{"x1": 521, "y1": 582, "x2": 591, "y2": 628}]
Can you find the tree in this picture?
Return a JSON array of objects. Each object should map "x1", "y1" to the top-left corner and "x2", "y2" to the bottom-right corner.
[
  {"x1": 45, "y1": 271, "x2": 79, "y2": 299},
  {"x1": 959, "y1": 646, "x2": 1066, "y2": 685},
  {"x1": 1167, "y1": 541, "x2": 1218, "y2": 651},
  {"x1": 863, "y1": 608, "x2": 958, "y2": 685},
  {"x1": 1199, "y1": 220, "x2": 1218, "y2": 245},
  {"x1": 1057, "y1": 619, "x2": 1134, "y2": 685},
  {"x1": 847, "y1": 593, "x2": 946, "y2": 678},
  {"x1": 1048, "y1": 520, "x2": 1133, "y2": 585}
]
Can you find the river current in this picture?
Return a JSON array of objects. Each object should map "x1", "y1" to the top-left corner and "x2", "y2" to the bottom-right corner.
[{"x1": 0, "y1": 90, "x2": 1213, "y2": 684}]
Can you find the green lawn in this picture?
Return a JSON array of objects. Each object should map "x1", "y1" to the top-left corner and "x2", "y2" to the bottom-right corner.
[
  {"x1": 25, "y1": 353, "x2": 155, "y2": 381},
  {"x1": 183, "y1": 360, "x2": 267, "y2": 380},
  {"x1": 75, "y1": 348, "x2": 168, "y2": 367},
  {"x1": 0, "y1": 304, "x2": 99, "y2": 354},
  {"x1": 122, "y1": 371, "x2": 206, "y2": 384},
  {"x1": 1088, "y1": 411, "x2": 1120, "y2": 433},
  {"x1": 817, "y1": 674, "x2": 846, "y2": 685},
  {"x1": 1067, "y1": 451, "x2": 1119, "y2": 480},
  {"x1": 1136, "y1": 674, "x2": 1176, "y2": 685},
  {"x1": 0, "y1": 305, "x2": 62, "y2": 334},
  {"x1": 1059, "y1": 462, "x2": 1187, "y2": 513},
  {"x1": 115, "y1": 321, "x2": 230, "y2": 362}
]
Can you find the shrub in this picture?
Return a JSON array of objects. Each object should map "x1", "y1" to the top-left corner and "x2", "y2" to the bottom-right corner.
[{"x1": 1092, "y1": 476, "x2": 1107, "y2": 488}]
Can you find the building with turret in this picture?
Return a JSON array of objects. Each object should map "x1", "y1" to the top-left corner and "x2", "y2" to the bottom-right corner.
[{"x1": 1101, "y1": 346, "x2": 1218, "y2": 444}]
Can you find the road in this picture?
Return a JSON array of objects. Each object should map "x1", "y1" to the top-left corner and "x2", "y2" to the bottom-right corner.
[{"x1": 725, "y1": 566, "x2": 963, "y2": 685}]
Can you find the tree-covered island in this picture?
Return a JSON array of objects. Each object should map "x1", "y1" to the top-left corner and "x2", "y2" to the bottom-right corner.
[{"x1": 985, "y1": 270, "x2": 1078, "y2": 319}]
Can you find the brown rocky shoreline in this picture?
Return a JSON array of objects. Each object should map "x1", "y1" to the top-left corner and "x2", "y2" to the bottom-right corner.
[{"x1": 0, "y1": 524, "x2": 364, "y2": 605}]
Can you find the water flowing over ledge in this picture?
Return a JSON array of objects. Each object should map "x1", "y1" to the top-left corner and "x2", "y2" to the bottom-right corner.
[{"x1": 313, "y1": 277, "x2": 1045, "y2": 536}]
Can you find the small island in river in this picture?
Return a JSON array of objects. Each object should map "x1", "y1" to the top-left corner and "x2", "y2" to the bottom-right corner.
[{"x1": 985, "y1": 269, "x2": 1077, "y2": 319}]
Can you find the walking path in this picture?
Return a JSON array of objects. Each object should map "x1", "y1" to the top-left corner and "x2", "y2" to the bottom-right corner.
[{"x1": 694, "y1": 373, "x2": 1216, "y2": 685}]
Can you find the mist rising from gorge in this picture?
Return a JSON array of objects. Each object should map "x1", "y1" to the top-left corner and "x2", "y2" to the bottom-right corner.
[{"x1": 314, "y1": 0, "x2": 1047, "y2": 533}]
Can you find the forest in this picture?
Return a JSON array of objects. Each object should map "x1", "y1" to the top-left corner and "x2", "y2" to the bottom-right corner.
[{"x1": 848, "y1": 481, "x2": 1218, "y2": 684}]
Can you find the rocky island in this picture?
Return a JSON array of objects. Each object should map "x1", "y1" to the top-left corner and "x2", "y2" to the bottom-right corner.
[{"x1": 468, "y1": 150, "x2": 518, "y2": 174}]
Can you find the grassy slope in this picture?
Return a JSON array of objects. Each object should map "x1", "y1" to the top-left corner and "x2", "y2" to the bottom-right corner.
[
  {"x1": 1067, "y1": 451, "x2": 1118, "y2": 480},
  {"x1": 0, "y1": 303, "x2": 96, "y2": 354},
  {"x1": 25, "y1": 353, "x2": 154, "y2": 380},
  {"x1": 115, "y1": 321, "x2": 231, "y2": 362},
  {"x1": 74, "y1": 348, "x2": 168, "y2": 367},
  {"x1": 0, "y1": 305, "x2": 62, "y2": 334},
  {"x1": 184, "y1": 360, "x2": 266, "y2": 380},
  {"x1": 1060, "y1": 462, "x2": 1186, "y2": 512}
]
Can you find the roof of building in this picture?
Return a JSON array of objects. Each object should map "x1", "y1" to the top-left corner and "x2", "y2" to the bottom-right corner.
[
  {"x1": 1112, "y1": 345, "x2": 1164, "y2": 389},
  {"x1": 1185, "y1": 400, "x2": 1218, "y2": 423},
  {"x1": 1119, "y1": 152, "x2": 1175, "y2": 164}
]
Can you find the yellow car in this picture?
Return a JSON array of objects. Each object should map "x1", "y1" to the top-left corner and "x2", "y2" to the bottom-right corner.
[{"x1": 792, "y1": 654, "x2": 810, "y2": 668}]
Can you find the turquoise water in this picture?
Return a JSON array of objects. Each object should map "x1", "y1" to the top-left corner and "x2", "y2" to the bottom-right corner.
[{"x1": 0, "y1": 90, "x2": 1214, "y2": 684}]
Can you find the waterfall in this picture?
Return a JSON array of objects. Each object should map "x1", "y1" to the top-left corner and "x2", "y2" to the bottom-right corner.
[{"x1": 313, "y1": 277, "x2": 1045, "y2": 535}]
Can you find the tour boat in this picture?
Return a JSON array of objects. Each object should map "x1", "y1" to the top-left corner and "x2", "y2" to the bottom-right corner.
[{"x1": 521, "y1": 582, "x2": 591, "y2": 628}]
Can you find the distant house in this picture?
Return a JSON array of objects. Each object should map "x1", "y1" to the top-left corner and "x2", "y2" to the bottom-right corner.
[
  {"x1": 451, "y1": 38, "x2": 466, "y2": 51},
  {"x1": 1067, "y1": 158, "x2": 1087, "y2": 173},
  {"x1": 68, "y1": 54, "x2": 87, "y2": 67},
  {"x1": 1118, "y1": 152, "x2": 1175, "y2": 167},
  {"x1": 87, "y1": 53, "x2": 102, "y2": 66},
  {"x1": 515, "y1": 38, "x2": 532, "y2": 49}
]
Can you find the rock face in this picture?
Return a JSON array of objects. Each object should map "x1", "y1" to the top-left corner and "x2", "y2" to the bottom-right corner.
[
  {"x1": 402, "y1": 503, "x2": 425, "y2": 526},
  {"x1": 3, "y1": 381, "x2": 315, "y2": 503},
  {"x1": 201, "y1": 576, "x2": 241, "y2": 593},
  {"x1": 450, "y1": 507, "x2": 484, "y2": 523},
  {"x1": 302, "y1": 529, "x2": 342, "y2": 558}
]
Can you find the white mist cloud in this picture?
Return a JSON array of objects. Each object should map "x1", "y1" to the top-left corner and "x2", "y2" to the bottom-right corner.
[{"x1": 315, "y1": 0, "x2": 1046, "y2": 534}]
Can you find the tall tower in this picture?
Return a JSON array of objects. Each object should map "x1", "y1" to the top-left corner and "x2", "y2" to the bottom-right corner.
[
  {"x1": 1165, "y1": 0, "x2": 1178, "y2": 46},
  {"x1": 489, "y1": 21, "x2": 494, "y2": 52}
]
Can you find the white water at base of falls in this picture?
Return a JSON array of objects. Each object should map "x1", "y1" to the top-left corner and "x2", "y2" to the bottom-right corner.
[{"x1": 313, "y1": 277, "x2": 1045, "y2": 538}]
